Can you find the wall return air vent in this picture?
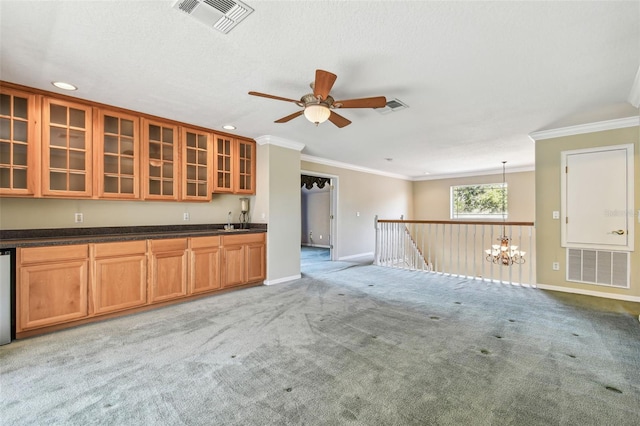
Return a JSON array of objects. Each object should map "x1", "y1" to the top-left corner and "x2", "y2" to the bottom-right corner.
[{"x1": 173, "y1": 0, "x2": 254, "y2": 34}]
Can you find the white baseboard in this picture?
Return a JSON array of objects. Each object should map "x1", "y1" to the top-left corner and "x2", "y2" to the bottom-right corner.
[
  {"x1": 262, "y1": 274, "x2": 301, "y2": 286},
  {"x1": 301, "y1": 243, "x2": 331, "y2": 248},
  {"x1": 339, "y1": 252, "x2": 374, "y2": 261},
  {"x1": 536, "y1": 282, "x2": 640, "y2": 303}
]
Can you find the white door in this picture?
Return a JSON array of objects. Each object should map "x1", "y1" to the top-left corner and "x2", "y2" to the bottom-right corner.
[{"x1": 561, "y1": 144, "x2": 634, "y2": 250}]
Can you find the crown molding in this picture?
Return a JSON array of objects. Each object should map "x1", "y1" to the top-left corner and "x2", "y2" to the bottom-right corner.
[
  {"x1": 629, "y1": 65, "x2": 640, "y2": 108},
  {"x1": 529, "y1": 116, "x2": 640, "y2": 141},
  {"x1": 300, "y1": 154, "x2": 412, "y2": 180},
  {"x1": 255, "y1": 135, "x2": 305, "y2": 151},
  {"x1": 413, "y1": 165, "x2": 535, "y2": 181}
]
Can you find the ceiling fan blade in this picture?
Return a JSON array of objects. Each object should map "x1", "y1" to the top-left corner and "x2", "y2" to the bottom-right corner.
[
  {"x1": 275, "y1": 110, "x2": 304, "y2": 123},
  {"x1": 248, "y1": 91, "x2": 299, "y2": 104},
  {"x1": 313, "y1": 69, "x2": 337, "y2": 100},
  {"x1": 334, "y1": 96, "x2": 387, "y2": 109},
  {"x1": 328, "y1": 111, "x2": 351, "y2": 128}
]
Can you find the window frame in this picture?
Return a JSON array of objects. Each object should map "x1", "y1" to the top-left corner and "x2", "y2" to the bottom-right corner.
[{"x1": 450, "y1": 182, "x2": 508, "y2": 220}]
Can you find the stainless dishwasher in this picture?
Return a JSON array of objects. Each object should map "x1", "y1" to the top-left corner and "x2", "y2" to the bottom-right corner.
[{"x1": 0, "y1": 249, "x2": 12, "y2": 345}]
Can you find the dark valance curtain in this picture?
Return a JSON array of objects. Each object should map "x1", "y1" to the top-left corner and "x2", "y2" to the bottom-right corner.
[{"x1": 301, "y1": 175, "x2": 330, "y2": 190}]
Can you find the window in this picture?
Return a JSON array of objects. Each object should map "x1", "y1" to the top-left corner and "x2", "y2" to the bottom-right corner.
[{"x1": 450, "y1": 183, "x2": 507, "y2": 219}]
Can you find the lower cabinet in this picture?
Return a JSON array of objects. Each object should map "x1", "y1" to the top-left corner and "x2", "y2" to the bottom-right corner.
[
  {"x1": 17, "y1": 245, "x2": 89, "y2": 332},
  {"x1": 222, "y1": 233, "x2": 266, "y2": 288},
  {"x1": 92, "y1": 240, "x2": 147, "y2": 315},
  {"x1": 16, "y1": 232, "x2": 266, "y2": 336},
  {"x1": 149, "y1": 238, "x2": 188, "y2": 303},
  {"x1": 190, "y1": 236, "x2": 221, "y2": 294}
]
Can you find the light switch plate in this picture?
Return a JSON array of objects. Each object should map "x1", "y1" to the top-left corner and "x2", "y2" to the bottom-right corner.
[{"x1": 552, "y1": 211, "x2": 560, "y2": 219}]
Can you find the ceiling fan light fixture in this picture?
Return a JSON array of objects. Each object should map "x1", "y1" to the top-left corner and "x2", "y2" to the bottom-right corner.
[{"x1": 304, "y1": 104, "x2": 330, "y2": 125}]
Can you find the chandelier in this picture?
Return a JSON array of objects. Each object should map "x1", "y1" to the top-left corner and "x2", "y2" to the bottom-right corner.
[{"x1": 485, "y1": 161, "x2": 526, "y2": 266}]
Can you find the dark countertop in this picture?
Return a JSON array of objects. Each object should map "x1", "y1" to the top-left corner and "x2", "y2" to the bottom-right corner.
[{"x1": 0, "y1": 224, "x2": 267, "y2": 248}]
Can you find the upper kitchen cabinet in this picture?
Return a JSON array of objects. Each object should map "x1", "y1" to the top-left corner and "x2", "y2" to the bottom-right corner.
[
  {"x1": 95, "y1": 109, "x2": 140, "y2": 199},
  {"x1": 0, "y1": 87, "x2": 40, "y2": 197},
  {"x1": 142, "y1": 119, "x2": 179, "y2": 201},
  {"x1": 42, "y1": 97, "x2": 93, "y2": 197},
  {"x1": 213, "y1": 134, "x2": 234, "y2": 193},
  {"x1": 236, "y1": 139, "x2": 255, "y2": 194},
  {"x1": 182, "y1": 127, "x2": 212, "y2": 201},
  {"x1": 213, "y1": 135, "x2": 256, "y2": 194}
]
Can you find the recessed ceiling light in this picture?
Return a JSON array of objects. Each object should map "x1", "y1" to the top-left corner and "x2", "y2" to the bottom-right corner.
[
  {"x1": 423, "y1": 171, "x2": 431, "y2": 175},
  {"x1": 385, "y1": 158, "x2": 393, "y2": 162},
  {"x1": 51, "y1": 81, "x2": 77, "y2": 91},
  {"x1": 222, "y1": 125, "x2": 236, "y2": 130}
]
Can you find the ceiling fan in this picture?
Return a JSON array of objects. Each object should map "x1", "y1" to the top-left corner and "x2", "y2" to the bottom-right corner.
[{"x1": 248, "y1": 69, "x2": 387, "y2": 128}]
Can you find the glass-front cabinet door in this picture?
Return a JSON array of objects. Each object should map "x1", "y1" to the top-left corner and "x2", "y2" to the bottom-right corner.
[
  {"x1": 143, "y1": 119, "x2": 178, "y2": 200},
  {"x1": 182, "y1": 127, "x2": 211, "y2": 201},
  {"x1": 213, "y1": 134, "x2": 234, "y2": 193},
  {"x1": 236, "y1": 139, "x2": 255, "y2": 194},
  {"x1": 96, "y1": 110, "x2": 140, "y2": 199},
  {"x1": 0, "y1": 88, "x2": 39, "y2": 196},
  {"x1": 42, "y1": 97, "x2": 92, "y2": 197}
]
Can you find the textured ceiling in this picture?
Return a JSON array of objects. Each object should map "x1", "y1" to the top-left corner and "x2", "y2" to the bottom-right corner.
[{"x1": 1, "y1": 0, "x2": 638, "y2": 179}]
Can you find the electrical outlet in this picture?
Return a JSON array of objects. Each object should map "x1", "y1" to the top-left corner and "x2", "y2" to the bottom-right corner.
[
  {"x1": 74, "y1": 213, "x2": 83, "y2": 223},
  {"x1": 183, "y1": 212, "x2": 190, "y2": 221},
  {"x1": 356, "y1": 211, "x2": 360, "y2": 217},
  {"x1": 319, "y1": 235, "x2": 323, "y2": 239},
  {"x1": 552, "y1": 262, "x2": 560, "y2": 271}
]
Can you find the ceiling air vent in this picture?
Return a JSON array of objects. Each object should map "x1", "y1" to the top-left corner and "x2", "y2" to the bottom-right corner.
[
  {"x1": 376, "y1": 98, "x2": 409, "y2": 115},
  {"x1": 173, "y1": 0, "x2": 254, "y2": 34}
]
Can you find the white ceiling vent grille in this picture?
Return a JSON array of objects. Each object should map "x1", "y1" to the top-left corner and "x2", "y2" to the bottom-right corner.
[
  {"x1": 567, "y1": 248, "x2": 629, "y2": 288},
  {"x1": 173, "y1": 0, "x2": 254, "y2": 34},
  {"x1": 376, "y1": 98, "x2": 409, "y2": 115}
]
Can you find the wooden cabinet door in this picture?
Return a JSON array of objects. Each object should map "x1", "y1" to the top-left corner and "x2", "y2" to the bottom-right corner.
[
  {"x1": 182, "y1": 127, "x2": 212, "y2": 201},
  {"x1": 235, "y1": 139, "x2": 255, "y2": 194},
  {"x1": 213, "y1": 134, "x2": 234, "y2": 193},
  {"x1": 246, "y1": 242, "x2": 266, "y2": 282},
  {"x1": 95, "y1": 109, "x2": 140, "y2": 199},
  {"x1": 92, "y1": 241, "x2": 147, "y2": 315},
  {"x1": 190, "y1": 236, "x2": 221, "y2": 294},
  {"x1": 17, "y1": 245, "x2": 88, "y2": 332},
  {"x1": 0, "y1": 87, "x2": 40, "y2": 196},
  {"x1": 42, "y1": 97, "x2": 93, "y2": 197},
  {"x1": 222, "y1": 244, "x2": 245, "y2": 288},
  {"x1": 143, "y1": 119, "x2": 179, "y2": 200},
  {"x1": 149, "y1": 239, "x2": 188, "y2": 303}
]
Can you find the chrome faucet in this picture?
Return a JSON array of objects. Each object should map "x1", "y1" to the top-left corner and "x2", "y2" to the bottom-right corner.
[{"x1": 226, "y1": 211, "x2": 232, "y2": 230}]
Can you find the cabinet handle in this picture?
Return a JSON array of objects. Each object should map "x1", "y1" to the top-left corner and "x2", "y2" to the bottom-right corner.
[{"x1": 612, "y1": 229, "x2": 625, "y2": 235}]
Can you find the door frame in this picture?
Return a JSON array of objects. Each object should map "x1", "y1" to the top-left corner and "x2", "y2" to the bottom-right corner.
[
  {"x1": 560, "y1": 143, "x2": 634, "y2": 251},
  {"x1": 301, "y1": 170, "x2": 339, "y2": 261}
]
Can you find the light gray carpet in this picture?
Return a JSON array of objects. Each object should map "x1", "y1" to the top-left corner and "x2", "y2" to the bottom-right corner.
[{"x1": 1, "y1": 260, "x2": 639, "y2": 425}]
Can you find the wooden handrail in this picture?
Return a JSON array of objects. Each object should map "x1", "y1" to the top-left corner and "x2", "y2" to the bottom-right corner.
[{"x1": 377, "y1": 219, "x2": 534, "y2": 226}]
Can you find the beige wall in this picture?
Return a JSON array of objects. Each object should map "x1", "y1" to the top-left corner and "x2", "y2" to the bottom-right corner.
[
  {"x1": 0, "y1": 195, "x2": 251, "y2": 230},
  {"x1": 535, "y1": 126, "x2": 640, "y2": 299},
  {"x1": 412, "y1": 171, "x2": 535, "y2": 222},
  {"x1": 257, "y1": 143, "x2": 302, "y2": 284},
  {"x1": 301, "y1": 160, "x2": 413, "y2": 259}
]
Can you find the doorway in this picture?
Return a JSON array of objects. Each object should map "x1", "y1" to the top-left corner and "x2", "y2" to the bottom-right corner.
[{"x1": 300, "y1": 172, "x2": 338, "y2": 262}]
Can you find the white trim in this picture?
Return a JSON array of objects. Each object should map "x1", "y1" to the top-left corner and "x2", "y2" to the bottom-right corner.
[
  {"x1": 301, "y1": 169, "x2": 339, "y2": 261},
  {"x1": 414, "y1": 165, "x2": 535, "y2": 181},
  {"x1": 301, "y1": 243, "x2": 331, "y2": 249},
  {"x1": 560, "y1": 144, "x2": 634, "y2": 251},
  {"x1": 529, "y1": 117, "x2": 640, "y2": 141},
  {"x1": 301, "y1": 154, "x2": 412, "y2": 180},
  {"x1": 628, "y1": 65, "x2": 640, "y2": 108},
  {"x1": 338, "y1": 252, "x2": 374, "y2": 261},
  {"x1": 262, "y1": 274, "x2": 301, "y2": 286},
  {"x1": 255, "y1": 135, "x2": 305, "y2": 151},
  {"x1": 536, "y1": 282, "x2": 640, "y2": 303}
]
